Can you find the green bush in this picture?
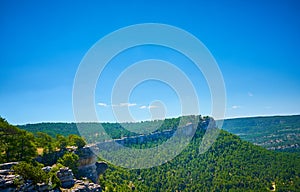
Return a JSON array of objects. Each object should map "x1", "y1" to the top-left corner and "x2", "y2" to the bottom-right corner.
[
  {"x1": 12, "y1": 161, "x2": 47, "y2": 184},
  {"x1": 47, "y1": 164, "x2": 64, "y2": 188},
  {"x1": 68, "y1": 134, "x2": 86, "y2": 149},
  {"x1": 57, "y1": 152, "x2": 79, "y2": 175}
]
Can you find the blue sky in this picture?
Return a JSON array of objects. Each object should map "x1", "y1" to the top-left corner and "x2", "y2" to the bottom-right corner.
[{"x1": 0, "y1": 0, "x2": 299, "y2": 124}]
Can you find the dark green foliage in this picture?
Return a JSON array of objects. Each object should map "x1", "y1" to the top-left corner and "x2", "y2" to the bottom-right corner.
[
  {"x1": 0, "y1": 117, "x2": 37, "y2": 163},
  {"x1": 48, "y1": 163, "x2": 64, "y2": 188},
  {"x1": 99, "y1": 129, "x2": 300, "y2": 191},
  {"x1": 19, "y1": 122, "x2": 80, "y2": 138},
  {"x1": 56, "y1": 134, "x2": 68, "y2": 150},
  {"x1": 36, "y1": 132, "x2": 55, "y2": 153},
  {"x1": 38, "y1": 149, "x2": 66, "y2": 166},
  {"x1": 222, "y1": 115, "x2": 300, "y2": 152},
  {"x1": 68, "y1": 134, "x2": 86, "y2": 149},
  {"x1": 36, "y1": 134, "x2": 86, "y2": 166},
  {"x1": 13, "y1": 161, "x2": 63, "y2": 188},
  {"x1": 12, "y1": 161, "x2": 47, "y2": 184},
  {"x1": 57, "y1": 152, "x2": 79, "y2": 175}
]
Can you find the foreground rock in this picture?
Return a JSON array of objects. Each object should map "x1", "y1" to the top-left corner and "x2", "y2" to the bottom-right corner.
[
  {"x1": 57, "y1": 167, "x2": 102, "y2": 191},
  {"x1": 57, "y1": 167, "x2": 75, "y2": 188},
  {"x1": 0, "y1": 163, "x2": 102, "y2": 191},
  {"x1": 72, "y1": 179, "x2": 102, "y2": 192}
]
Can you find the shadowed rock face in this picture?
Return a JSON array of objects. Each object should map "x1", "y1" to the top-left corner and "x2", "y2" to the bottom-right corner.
[
  {"x1": 96, "y1": 162, "x2": 108, "y2": 175},
  {"x1": 76, "y1": 147, "x2": 108, "y2": 183},
  {"x1": 0, "y1": 162, "x2": 18, "y2": 170},
  {"x1": 57, "y1": 167, "x2": 75, "y2": 188}
]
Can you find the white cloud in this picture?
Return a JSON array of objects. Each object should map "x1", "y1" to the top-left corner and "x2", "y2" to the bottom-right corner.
[
  {"x1": 119, "y1": 103, "x2": 137, "y2": 107},
  {"x1": 97, "y1": 102, "x2": 107, "y2": 107},
  {"x1": 231, "y1": 105, "x2": 241, "y2": 109},
  {"x1": 148, "y1": 105, "x2": 159, "y2": 109},
  {"x1": 139, "y1": 105, "x2": 159, "y2": 109},
  {"x1": 248, "y1": 92, "x2": 254, "y2": 97},
  {"x1": 98, "y1": 102, "x2": 137, "y2": 107}
]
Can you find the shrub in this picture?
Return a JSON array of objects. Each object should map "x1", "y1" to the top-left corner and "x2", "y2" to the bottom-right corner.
[
  {"x1": 57, "y1": 152, "x2": 79, "y2": 175},
  {"x1": 12, "y1": 161, "x2": 47, "y2": 184}
]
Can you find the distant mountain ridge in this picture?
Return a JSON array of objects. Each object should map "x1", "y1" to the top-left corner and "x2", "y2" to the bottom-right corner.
[
  {"x1": 18, "y1": 115, "x2": 300, "y2": 152},
  {"x1": 221, "y1": 115, "x2": 300, "y2": 152}
]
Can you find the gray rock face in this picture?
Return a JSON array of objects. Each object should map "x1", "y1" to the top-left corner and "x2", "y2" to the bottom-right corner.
[
  {"x1": 36, "y1": 182, "x2": 49, "y2": 191},
  {"x1": 0, "y1": 162, "x2": 18, "y2": 170},
  {"x1": 76, "y1": 147, "x2": 108, "y2": 184},
  {"x1": 19, "y1": 180, "x2": 35, "y2": 191},
  {"x1": 73, "y1": 179, "x2": 102, "y2": 192},
  {"x1": 56, "y1": 167, "x2": 75, "y2": 188},
  {"x1": 42, "y1": 166, "x2": 52, "y2": 173},
  {"x1": 0, "y1": 174, "x2": 19, "y2": 190},
  {"x1": 96, "y1": 162, "x2": 108, "y2": 175},
  {"x1": 56, "y1": 167, "x2": 102, "y2": 191},
  {"x1": 1, "y1": 158, "x2": 104, "y2": 191}
]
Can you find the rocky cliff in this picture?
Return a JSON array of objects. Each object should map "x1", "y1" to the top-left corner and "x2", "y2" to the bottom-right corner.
[{"x1": 76, "y1": 147, "x2": 108, "y2": 184}]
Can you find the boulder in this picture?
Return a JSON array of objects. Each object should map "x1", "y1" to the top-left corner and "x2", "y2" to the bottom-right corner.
[
  {"x1": 0, "y1": 174, "x2": 19, "y2": 190},
  {"x1": 56, "y1": 167, "x2": 75, "y2": 188},
  {"x1": 72, "y1": 179, "x2": 102, "y2": 192},
  {"x1": 0, "y1": 162, "x2": 18, "y2": 170}
]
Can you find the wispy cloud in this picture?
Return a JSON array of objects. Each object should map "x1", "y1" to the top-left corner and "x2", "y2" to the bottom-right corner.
[
  {"x1": 148, "y1": 105, "x2": 159, "y2": 109},
  {"x1": 97, "y1": 102, "x2": 137, "y2": 107},
  {"x1": 231, "y1": 105, "x2": 241, "y2": 109},
  {"x1": 97, "y1": 102, "x2": 108, "y2": 107},
  {"x1": 119, "y1": 103, "x2": 137, "y2": 107},
  {"x1": 248, "y1": 92, "x2": 254, "y2": 97},
  {"x1": 139, "y1": 105, "x2": 159, "y2": 109}
]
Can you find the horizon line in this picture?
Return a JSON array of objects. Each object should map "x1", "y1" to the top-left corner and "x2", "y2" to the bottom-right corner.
[{"x1": 13, "y1": 113, "x2": 300, "y2": 126}]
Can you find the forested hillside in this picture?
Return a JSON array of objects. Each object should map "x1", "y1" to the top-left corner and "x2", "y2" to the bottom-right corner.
[
  {"x1": 19, "y1": 115, "x2": 300, "y2": 153},
  {"x1": 98, "y1": 129, "x2": 300, "y2": 191},
  {"x1": 222, "y1": 115, "x2": 300, "y2": 152},
  {"x1": 2, "y1": 116, "x2": 300, "y2": 191}
]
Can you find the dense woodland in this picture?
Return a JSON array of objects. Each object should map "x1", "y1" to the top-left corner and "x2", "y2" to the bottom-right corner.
[
  {"x1": 222, "y1": 115, "x2": 300, "y2": 152},
  {"x1": 1, "y1": 115, "x2": 300, "y2": 191},
  {"x1": 97, "y1": 129, "x2": 300, "y2": 191}
]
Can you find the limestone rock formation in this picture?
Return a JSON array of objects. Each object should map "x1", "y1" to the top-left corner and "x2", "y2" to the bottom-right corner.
[
  {"x1": 76, "y1": 147, "x2": 108, "y2": 183},
  {"x1": 56, "y1": 167, "x2": 75, "y2": 188},
  {"x1": 0, "y1": 162, "x2": 51, "y2": 192},
  {"x1": 72, "y1": 179, "x2": 102, "y2": 192},
  {"x1": 0, "y1": 174, "x2": 20, "y2": 191},
  {"x1": 0, "y1": 162, "x2": 18, "y2": 171},
  {"x1": 56, "y1": 167, "x2": 102, "y2": 191}
]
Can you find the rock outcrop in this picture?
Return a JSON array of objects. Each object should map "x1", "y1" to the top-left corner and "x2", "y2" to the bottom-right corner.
[
  {"x1": 73, "y1": 179, "x2": 102, "y2": 192},
  {"x1": 0, "y1": 162, "x2": 51, "y2": 192},
  {"x1": 0, "y1": 147, "x2": 107, "y2": 191},
  {"x1": 76, "y1": 147, "x2": 108, "y2": 183},
  {"x1": 56, "y1": 167, "x2": 102, "y2": 191},
  {"x1": 0, "y1": 162, "x2": 18, "y2": 170},
  {"x1": 56, "y1": 167, "x2": 75, "y2": 188},
  {"x1": 0, "y1": 174, "x2": 20, "y2": 191}
]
